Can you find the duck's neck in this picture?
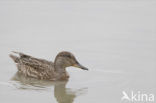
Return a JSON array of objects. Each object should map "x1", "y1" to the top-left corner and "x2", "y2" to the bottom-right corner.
[
  {"x1": 54, "y1": 65, "x2": 66, "y2": 74},
  {"x1": 54, "y1": 58, "x2": 68, "y2": 74},
  {"x1": 54, "y1": 65, "x2": 69, "y2": 80},
  {"x1": 54, "y1": 58, "x2": 69, "y2": 80}
]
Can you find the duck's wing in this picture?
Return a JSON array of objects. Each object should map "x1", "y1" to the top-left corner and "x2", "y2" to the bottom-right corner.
[{"x1": 10, "y1": 51, "x2": 54, "y2": 71}]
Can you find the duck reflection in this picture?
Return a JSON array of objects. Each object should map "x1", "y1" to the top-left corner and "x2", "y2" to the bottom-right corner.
[
  {"x1": 54, "y1": 82, "x2": 75, "y2": 103},
  {"x1": 11, "y1": 72, "x2": 87, "y2": 103}
]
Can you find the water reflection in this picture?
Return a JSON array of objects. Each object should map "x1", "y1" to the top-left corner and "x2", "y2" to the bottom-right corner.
[
  {"x1": 11, "y1": 72, "x2": 87, "y2": 103},
  {"x1": 54, "y1": 82, "x2": 75, "y2": 103}
]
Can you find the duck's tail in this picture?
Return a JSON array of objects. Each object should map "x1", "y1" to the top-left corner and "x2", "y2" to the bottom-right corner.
[
  {"x1": 9, "y1": 52, "x2": 20, "y2": 63},
  {"x1": 11, "y1": 51, "x2": 23, "y2": 56}
]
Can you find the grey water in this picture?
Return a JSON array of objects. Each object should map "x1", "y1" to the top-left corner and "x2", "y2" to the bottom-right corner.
[{"x1": 0, "y1": 0, "x2": 156, "y2": 103}]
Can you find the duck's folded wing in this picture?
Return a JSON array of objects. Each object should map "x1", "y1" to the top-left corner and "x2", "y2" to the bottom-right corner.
[
  {"x1": 21, "y1": 57, "x2": 53, "y2": 70},
  {"x1": 13, "y1": 51, "x2": 53, "y2": 70}
]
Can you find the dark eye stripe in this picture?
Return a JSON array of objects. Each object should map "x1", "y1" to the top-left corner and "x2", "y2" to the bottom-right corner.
[
  {"x1": 60, "y1": 54, "x2": 71, "y2": 58},
  {"x1": 65, "y1": 55, "x2": 72, "y2": 58}
]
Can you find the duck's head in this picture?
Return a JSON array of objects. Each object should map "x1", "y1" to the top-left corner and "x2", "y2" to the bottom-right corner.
[{"x1": 54, "y1": 51, "x2": 88, "y2": 70}]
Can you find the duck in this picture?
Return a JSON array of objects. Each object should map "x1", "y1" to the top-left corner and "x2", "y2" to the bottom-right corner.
[{"x1": 9, "y1": 51, "x2": 88, "y2": 81}]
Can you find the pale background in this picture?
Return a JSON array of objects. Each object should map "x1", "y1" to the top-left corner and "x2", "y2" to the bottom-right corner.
[{"x1": 0, "y1": 0, "x2": 156, "y2": 103}]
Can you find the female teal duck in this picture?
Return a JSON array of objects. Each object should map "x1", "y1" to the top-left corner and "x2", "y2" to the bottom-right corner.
[{"x1": 10, "y1": 51, "x2": 88, "y2": 81}]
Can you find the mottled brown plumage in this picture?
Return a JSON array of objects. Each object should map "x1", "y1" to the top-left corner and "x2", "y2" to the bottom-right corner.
[{"x1": 10, "y1": 51, "x2": 88, "y2": 81}]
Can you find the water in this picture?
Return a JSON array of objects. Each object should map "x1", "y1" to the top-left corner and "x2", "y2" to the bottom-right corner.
[{"x1": 0, "y1": 0, "x2": 156, "y2": 103}]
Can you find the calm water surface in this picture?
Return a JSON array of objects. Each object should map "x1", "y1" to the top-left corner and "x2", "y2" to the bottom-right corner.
[{"x1": 0, "y1": 0, "x2": 156, "y2": 103}]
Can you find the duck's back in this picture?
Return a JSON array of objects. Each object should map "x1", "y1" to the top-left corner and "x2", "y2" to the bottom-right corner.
[{"x1": 10, "y1": 52, "x2": 55, "y2": 80}]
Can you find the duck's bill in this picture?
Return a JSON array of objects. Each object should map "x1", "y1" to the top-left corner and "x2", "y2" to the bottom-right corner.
[{"x1": 73, "y1": 63, "x2": 89, "y2": 70}]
